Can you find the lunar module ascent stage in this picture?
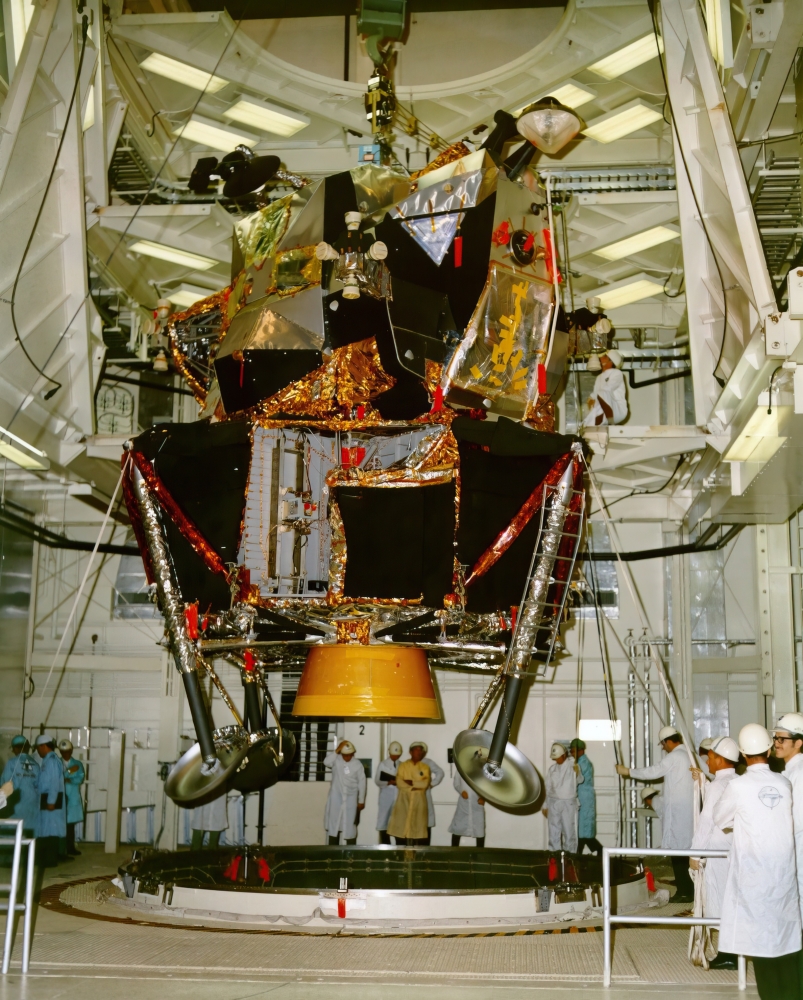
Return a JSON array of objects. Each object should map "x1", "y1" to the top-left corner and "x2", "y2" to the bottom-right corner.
[{"x1": 118, "y1": 146, "x2": 638, "y2": 920}]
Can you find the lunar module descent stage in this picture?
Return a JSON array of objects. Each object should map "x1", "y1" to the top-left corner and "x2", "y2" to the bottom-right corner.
[{"x1": 122, "y1": 145, "x2": 588, "y2": 810}]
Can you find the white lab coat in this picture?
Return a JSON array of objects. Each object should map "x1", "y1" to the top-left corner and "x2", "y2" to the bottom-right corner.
[
  {"x1": 375, "y1": 756, "x2": 399, "y2": 831},
  {"x1": 546, "y1": 757, "x2": 582, "y2": 853},
  {"x1": 448, "y1": 772, "x2": 485, "y2": 838},
  {"x1": 690, "y1": 768, "x2": 736, "y2": 917},
  {"x1": 713, "y1": 763, "x2": 801, "y2": 958},
  {"x1": 630, "y1": 744, "x2": 695, "y2": 850},
  {"x1": 423, "y1": 756, "x2": 444, "y2": 829},
  {"x1": 324, "y1": 751, "x2": 366, "y2": 839},
  {"x1": 783, "y1": 752, "x2": 803, "y2": 923},
  {"x1": 191, "y1": 791, "x2": 228, "y2": 832},
  {"x1": 583, "y1": 368, "x2": 628, "y2": 427}
]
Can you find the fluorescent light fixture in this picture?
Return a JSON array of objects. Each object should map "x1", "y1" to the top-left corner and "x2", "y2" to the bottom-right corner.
[
  {"x1": 82, "y1": 84, "x2": 95, "y2": 132},
  {"x1": 515, "y1": 81, "x2": 595, "y2": 115},
  {"x1": 174, "y1": 115, "x2": 257, "y2": 153},
  {"x1": 724, "y1": 407, "x2": 788, "y2": 463},
  {"x1": 593, "y1": 225, "x2": 679, "y2": 261},
  {"x1": 139, "y1": 52, "x2": 228, "y2": 94},
  {"x1": 224, "y1": 97, "x2": 310, "y2": 137},
  {"x1": 578, "y1": 719, "x2": 622, "y2": 742},
  {"x1": 0, "y1": 425, "x2": 49, "y2": 470},
  {"x1": 706, "y1": 0, "x2": 733, "y2": 68},
  {"x1": 129, "y1": 240, "x2": 218, "y2": 271},
  {"x1": 583, "y1": 99, "x2": 663, "y2": 143},
  {"x1": 590, "y1": 275, "x2": 665, "y2": 310},
  {"x1": 588, "y1": 34, "x2": 663, "y2": 79},
  {"x1": 169, "y1": 286, "x2": 213, "y2": 308}
]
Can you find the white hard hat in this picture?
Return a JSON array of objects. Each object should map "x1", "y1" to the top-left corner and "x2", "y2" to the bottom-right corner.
[
  {"x1": 339, "y1": 740, "x2": 356, "y2": 754},
  {"x1": 775, "y1": 713, "x2": 803, "y2": 737},
  {"x1": 587, "y1": 353, "x2": 602, "y2": 372},
  {"x1": 606, "y1": 349, "x2": 623, "y2": 368},
  {"x1": 699, "y1": 737, "x2": 715, "y2": 751},
  {"x1": 388, "y1": 742, "x2": 402, "y2": 756},
  {"x1": 409, "y1": 741, "x2": 428, "y2": 753},
  {"x1": 738, "y1": 723, "x2": 772, "y2": 756},
  {"x1": 709, "y1": 736, "x2": 740, "y2": 763},
  {"x1": 550, "y1": 742, "x2": 566, "y2": 760},
  {"x1": 640, "y1": 787, "x2": 658, "y2": 802},
  {"x1": 657, "y1": 725, "x2": 680, "y2": 743},
  {"x1": 35, "y1": 734, "x2": 55, "y2": 747},
  {"x1": 58, "y1": 739, "x2": 73, "y2": 753}
]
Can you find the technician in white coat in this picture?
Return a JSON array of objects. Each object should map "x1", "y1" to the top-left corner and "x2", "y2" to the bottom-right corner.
[
  {"x1": 583, "y1": 350, "x2": 628, "y2": 427},
  {"x1": 689, "y1": 735, "x2": 740, "y2": 970},
  {"x1": 772, "y1": 712, "x2": 803, "y2": 924},
  {"x1": 324, "y1": 740, "x2": 366, "y2": 845},
  {"x1": 449, "y1": 771, "x2": 485, "y2": 847},
  {"x1": 191, "y1": 790, "x2": 228, "y2": 850},
  {"x1": 713, "y1": 724, "x2": 801, "y2": 1000},
  {"x1": 617, "y1": 725, "x2": 696, "y2": 903},
  {"x1": 375, "y1": 741, "x2": 402, "y2": 844},
  {"x1": 414, "y1": 742, "x2": 444, "y2": 845},
  {"x1": 543, "y1": 742, "x2": 582, "y2": 853}
]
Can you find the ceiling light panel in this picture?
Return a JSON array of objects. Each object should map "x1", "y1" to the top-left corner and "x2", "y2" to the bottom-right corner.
[
  {"x1": 224, "y1": 98, "x2": 310, "y2": 137},
  {"x1": 593, "y1": 278, "x2": 665, "y2": 310},
  {"x1": 170, "y1": 287, "x2": 213, "y2": 308},
  {"x1": 588, "y1": 34, "x2": 664, "y2": 80},
  {"x1": 544, "y1": 81, "x2": 595, "y2": 109},
  {"x1": 0, "y1": 425, "x2": 49, "y2": 470},
  {"x1": 582, "y1": 99, "x2": 663, "y2": 143},
  {"x1": 593, "y1": 226, "x2": 679, "y2": 261},
  {"x1": 129, "y1": 240, "x2": 218, "y2": 271},
  {"x1": 140, "y1": 53, "x2": 228, "y2": 93},
  {"x1": 174, "y1": 115, "x2": 257, "y2": 153}
]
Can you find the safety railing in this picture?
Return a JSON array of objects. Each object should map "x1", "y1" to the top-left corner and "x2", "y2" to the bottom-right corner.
[
  {"x1": 0, "y1": 819, "x2": 35, "y2": 974},
  {"x1": 603, "y1": 848, "x2": 746, "y2": 990}
]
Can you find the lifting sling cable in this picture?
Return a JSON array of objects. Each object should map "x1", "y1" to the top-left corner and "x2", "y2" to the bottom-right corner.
[
  {"x1": 38, "y1": 455, "x2": 131, "y2": 713},
  {"x1": 582, "y1": 455, "x2": 704, "y2": 827}
]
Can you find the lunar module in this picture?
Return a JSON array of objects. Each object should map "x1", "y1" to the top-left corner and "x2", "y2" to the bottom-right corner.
[{"x1": 122, "y1": 144, "x2": 586, "y2": 809}]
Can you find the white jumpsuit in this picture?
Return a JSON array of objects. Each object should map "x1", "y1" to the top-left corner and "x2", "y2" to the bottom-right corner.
[
  {"x1": 629, "y1": 744, "x2": 695, "y2": 850},
  {"x1": 375, "y1": 756, "x2": 399, "y2": 832},
  {"x1": 546, "y1": 757, "x2": 582, "y2": 853},
  {"x1": 191, "y1": 791, "x2": 228, "y2": 832},
  {"x1": 783, "y1": 752, "x2": 803, "y2": 923},
  {"x1": 422, "y1": 756, "x2": 444, "y2": 831},
  {"x1": 448, "y1": 772, "x2": 485, "y2": 840},
  {"x1": 690, "y1": 768, "x2": 736, "y2": 917},
  {"x1": 323, "y1": 752, "x2": 366, "y2": 840},
  {"x1": 583, "y1": 368, "x2": 628, "y2": 427},
  {"x1": 713, "y1": 764, "x2": 801, "y2": 958}
]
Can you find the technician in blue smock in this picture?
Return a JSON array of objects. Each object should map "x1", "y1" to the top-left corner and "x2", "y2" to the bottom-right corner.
[
  {"x1": 0, "y1": 735, "x2": 39, "y2": 835},
  {"x1": 35, "y1": 734, "x2": 66, "y2": 867},
  {"x1": 570, "y1": 739, "x2": 603, "y2": 856},
  {"x1": 59, "y1": 739, "x2": 85, "y2": 857}
]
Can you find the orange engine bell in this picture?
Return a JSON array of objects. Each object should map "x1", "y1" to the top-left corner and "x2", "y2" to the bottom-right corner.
[{"x1": 292, "y1": 645, "x2": 440, "y2": 719}]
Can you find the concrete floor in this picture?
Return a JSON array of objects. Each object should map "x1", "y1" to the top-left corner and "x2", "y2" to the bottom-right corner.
[{"x1": 0, "y1": 845, "x2": 756, "y2": 1000}]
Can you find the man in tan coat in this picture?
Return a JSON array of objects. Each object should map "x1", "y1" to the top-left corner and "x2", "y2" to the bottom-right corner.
[{"x1": 387, "y1": 743, "x2": 431, "y2": 845}]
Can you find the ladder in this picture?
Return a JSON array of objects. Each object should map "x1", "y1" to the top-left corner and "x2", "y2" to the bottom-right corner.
[{"x1": 0, "y1": 819, "x2": 35, "y2": 974}]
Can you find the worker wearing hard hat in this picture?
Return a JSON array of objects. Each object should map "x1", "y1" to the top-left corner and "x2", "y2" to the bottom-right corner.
[
  {"x1": 641, "y1": 786, "x2": 662, "y2": 818},
  {"x1": 689, "y1": 735, "x2": 740, "y2": 970},
  {"x1": 0, "y1": 735, "x2": 39, "y2": 836},
  {"x1": 698, "y1": 737, "x2": 715, "y2": 778},
  {"x1": 713, "y1": 724, "x2": 801, "y2": 1000},
  {"x1": 583, "y1": 350, "x2": 628, "y2": 427},
  {"x1": 375, "y1": 741, "x2": 403, "y2": 845},
  {"x1": 617, "y1": 725, "x2": 696, "y2": 903},
  {"x1": 570, "y1": 739, "x2": 602, "y2": 856},
  {"x1": 543, "y1": 742, "x2": 583, "y2": 854},
  {"x1": 388, "y1": 742, "x2": 431, "y2": 845},
  {"x1": 449, "y1": 770, "x2": 486, "y2": 848},
  {"x1": 323, "y1": 740, "x2": 366, "y2": 845},
  {"x1": 772, "y1": 712, "x2": 803, "y2": 926},
  {"x1": 59, "y1": 739, "x2": 85, "y2": 857},
  {"x1": 34, "y1": 734, "x2": 67, "y2": 867}
]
